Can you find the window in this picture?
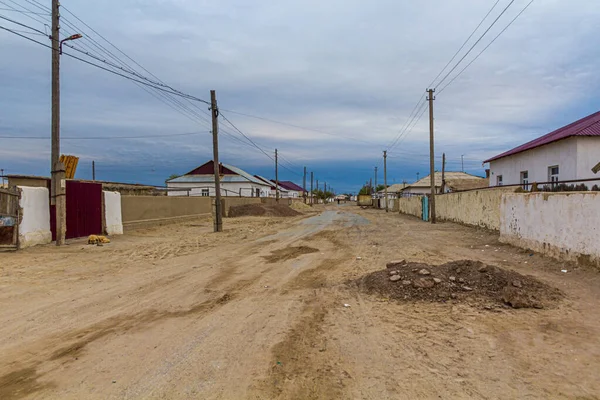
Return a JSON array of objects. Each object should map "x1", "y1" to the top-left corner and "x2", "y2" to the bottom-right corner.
[
  {"x1": 255, "y1": 188, "x2": 260, "y2": 198},
  {"x1": 201, "y1": 189, "x2": 209, "y2": 197},
  {"x1": 520, "y1": 171, "x2": 529, "y2": 189},
  {"x1": 548, "y1": 166, "x2": 559, "y2": 186},
  {"x1": 496, "y1": 175, "x2": 503, "y2": 186}
]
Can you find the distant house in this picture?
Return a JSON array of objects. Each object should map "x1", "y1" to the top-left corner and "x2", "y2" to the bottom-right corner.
[
  {"x1": 254, "y1": 175, "x2": 290, "y2": 198},
  {"x1": 166, "y1": 161, "x2": 271, "y2": 197},
  {"x1": 376, "y1": 183, "x2": 408, "y2": 199},
  {"x1": 276, "y1": 181, "x2": 305, "y2": 198},
  {"x1": 402, "y1": 172, "x2": 487, "y2": 196},
  {"x1": 484, "y1": 110, "x2": 600, "y2": 187}
]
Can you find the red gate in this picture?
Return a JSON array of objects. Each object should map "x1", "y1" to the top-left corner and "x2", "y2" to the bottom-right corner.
[{"x1": 50, "y1": 181, "x2": 103, "y2": 240}]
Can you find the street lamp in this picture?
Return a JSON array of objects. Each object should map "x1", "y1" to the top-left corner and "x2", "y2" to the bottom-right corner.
[{"x1": 59, "y1": 33, "x2": 82, "y2": 54}]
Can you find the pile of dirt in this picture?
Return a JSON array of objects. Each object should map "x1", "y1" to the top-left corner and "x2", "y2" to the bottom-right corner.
[
  {"x1": 290, "y1": 201, "x2": 312, "y2": 211},
  {"x1": 357, "y1": 259, "x2": 562, "y2": 309},
  {"x1": 228, "y1": 204, "x2": 301, "y2": 218}
]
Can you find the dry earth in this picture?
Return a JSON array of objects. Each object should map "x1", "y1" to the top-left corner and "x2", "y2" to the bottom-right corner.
[{"x1": 1, "y1": 205, "x2": 599, "y2": 399}]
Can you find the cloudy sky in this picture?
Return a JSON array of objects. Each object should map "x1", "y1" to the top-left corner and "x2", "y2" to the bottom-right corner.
[{"x1": 1, "y1": 0, "x2": 599, "y2": 193}]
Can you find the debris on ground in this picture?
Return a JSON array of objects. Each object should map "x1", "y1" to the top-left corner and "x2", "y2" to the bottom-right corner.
[
  {"x1": 356, "y1": 259, "x2": 563, "y2": 309},
  {"x1": 289, "y1": 201, "x2": 312, "y2": 211},
  {"x1": 228, "y1": 204, "x2": 301, "y2": 217}
]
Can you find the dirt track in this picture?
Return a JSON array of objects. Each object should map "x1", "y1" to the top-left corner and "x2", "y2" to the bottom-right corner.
[{"x1": 1, "y1": 205, "x2": 600, "y2": 399}]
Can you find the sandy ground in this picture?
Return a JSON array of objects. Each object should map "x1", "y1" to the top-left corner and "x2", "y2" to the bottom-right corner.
[{"x1": 1, "y1": 205, "x2": 600, "y2": 399}]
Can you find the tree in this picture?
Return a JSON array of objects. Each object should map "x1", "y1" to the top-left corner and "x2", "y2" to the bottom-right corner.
[
  {"x1": 375, "y1": 184, "x2": 386, "y2": 192},
  {"x1": 358, "y1": 185, "x2": 371, "y2": 195},
  {"x1": 166, "y1": 174, "x2": 180, "y2": 182}
]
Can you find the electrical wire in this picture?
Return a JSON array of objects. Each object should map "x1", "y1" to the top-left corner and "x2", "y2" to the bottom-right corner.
[
  {"x1": 0, "y1": 6, "x2": 48, "y2": 15},
  {"x1": 438, "y1": 0, "x2": 535, "y2": 94},
  {"x1": 0, "y1": 131, "x2": 208, "y2": 140},
  {"x1": 0, "y1": 13, "x2": 45, "y2": 34}
]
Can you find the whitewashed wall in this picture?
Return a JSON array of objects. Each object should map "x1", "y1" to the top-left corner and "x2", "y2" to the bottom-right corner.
[
  {"x1": 103, "y1": 191, "x2": 123, "y2": 235},
  {"x1": 18, "y1": 186, "x2": 51, "y2": 248},
  {"x1": 166, "y1": 182, "x2": 271, "y2": 197},
  {"x1": 576, "y1": 137, "x2": 600, "y2": 181},
  {"x1": 500, "y1": 192, "x2": 600, "y2": 266}
]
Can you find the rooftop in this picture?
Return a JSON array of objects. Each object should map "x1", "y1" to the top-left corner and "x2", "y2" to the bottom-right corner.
[
  {"x1": 484, "y1": 110, "x2": 600, "y2": 163},
  {"x1": 407, "y1": 172, "x2": 486, "y2": 190}
]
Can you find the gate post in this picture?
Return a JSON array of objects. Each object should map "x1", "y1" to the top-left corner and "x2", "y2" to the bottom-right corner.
[{"x1": 55, "y1": 162, "x2": 67, "y2": 245}]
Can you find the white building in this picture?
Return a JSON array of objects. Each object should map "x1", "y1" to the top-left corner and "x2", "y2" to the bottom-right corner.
[
  {"x1": 166, "y1": 161, "x2": 271, "y2": 197},
  {"x1": 485, "y1": 110, "x2": 600, "y2": 187},
  {"x1": 403, "y1": 172, "x2": 487, "y2": 195},
  {"x1": 253, "y1": 175, "x2": 290, "y2": 198}
]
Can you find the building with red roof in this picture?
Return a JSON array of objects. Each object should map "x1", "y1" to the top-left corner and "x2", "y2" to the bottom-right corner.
[{"x1": 484, "y1": 110, "x2": 600, "y2": 187}]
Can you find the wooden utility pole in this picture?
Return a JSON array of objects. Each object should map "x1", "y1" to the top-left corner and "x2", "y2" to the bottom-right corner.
[
  {"x1": 51, "y1": 0, "x2": 66, "y2": 245},
  {"x1": 384, "y1": 150, "x2": 388, "y2": 212},
  {"x1": 210, "y1": 90, "x2": 223, "y2": 232},
  {"x1": 441, "y1": 153, "x2": 446, "y2": 193},
  {"x1": 310, "y1": 171, "x2": 314, "y2": 206},
  {"x1": 92, "y1": 161, "x2": 96, "y2": 181},
  {"x1": 275, "y1": 149, "x2": 279, "y2": 202},
  {"x1": 427, "y1": 88, "x2": 436, "y2": 224},
  {"x1": 374, "y1": 166, "x2": 378, "y2": 189},
  {"x1": 303, "y1": 166, "x2": 307, "y2": 204},
  {"x1": 461, "y1": 154, "x2": 464, "y2": 173}
]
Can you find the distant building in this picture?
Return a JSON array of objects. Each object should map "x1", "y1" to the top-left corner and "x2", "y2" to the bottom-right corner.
[
  {"x1": 375, "y1": 183, "x2": 408, "y2": 199},
  {"x1": 402, "y1": 172, "x2": 487, "y2": 196},
  {"x1": 166, "y1": 161, "x2": 271, "y2": 197},
  {"x1": 484, "y1": 110, "x2": 600, "y2": 187},
  {"x1": 254, "y1": 175, "x2": 290, "y2": 198},
  {"x1": 276, "y1": 181, "x2": 305, "y2": 198}
]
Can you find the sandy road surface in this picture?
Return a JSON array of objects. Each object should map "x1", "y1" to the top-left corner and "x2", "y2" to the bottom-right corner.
[{"x1": 1, "y1": 205, "x2": 600, "y2": 399}]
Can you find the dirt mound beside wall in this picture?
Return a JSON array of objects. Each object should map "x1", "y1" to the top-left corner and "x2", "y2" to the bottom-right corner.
[
  {"x1": 228, "y1": 204, "x2": 301, "y2": 218},
  {"x1": 357, "y1": 259, "x2": 562, "y2": 309}
]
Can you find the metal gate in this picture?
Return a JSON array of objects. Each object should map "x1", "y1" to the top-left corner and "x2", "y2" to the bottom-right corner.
[
  {"x1": 50, "y1": 181, "x2": 102, "y2": 240},
  {"x1": 421, "y1": 196, "x2": 429, "y2": 221},
  {"x1": 0, "y1": 188, "x2": 19, "y2": 249}
]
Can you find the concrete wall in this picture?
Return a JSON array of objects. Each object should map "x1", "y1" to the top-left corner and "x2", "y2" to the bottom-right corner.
[
  {"x1": 436, "y1": 187, "x2": 514, "y2": 230},
  {"x1": 397, "y1": 196, "x2": 423, "y2": 218},
  {"x1": 18, "y1": 186, "x2": 51, "y2": 248},
  {"x1": 261, "y1": 197, "x2": 292, "y2": 206},
  {"x1": 221, "y1": 197, "x2": 261, "y2": 217},
  {"x1": 103, "y1": 191, "x2": 123, "y2": 235},
  {"x1": 500, "y1": 192, "x2": 600, "y2": 266},
  {"x1": 489, "y1": 137, "x2": 578, "y2": 187},
  {"x1": 9, "y1": 177, "x2": 48, "y2": 189},
  {"x1": 121, "y1": 196, "x2": 212, "y2": 223}
]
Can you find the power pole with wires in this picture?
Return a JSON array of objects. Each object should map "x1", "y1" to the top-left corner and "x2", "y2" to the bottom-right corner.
[
  {"x1": 303, "y1": 166, "x2": 307, "y2": 204},
  {"x1": 384, "y1": 150, "x2": 388, "y2": 212},
  {"x1": 275, "y1": 149, "x2": 279, "y2": 202},
  {"x1": 310, "y1": 172, "x2": 314, "y2": 206},
  {"x1": 461, "y1": 154, "x2": 465, "y2": 172},
  {"x1": 51, "y1": 0, "x2": 66, "y2": 245},
  {"x1": 427, "y1": 88, "x2": 436, "y2": 224},
  {"x1": 374, "y1": 167, "x2": 378, "y2": 189},
  {"x1": 210, "y1": 90, "x2": 223, "y2": 232},
  {"x1": 92, "y1": 161, "x2": 96, "y2": 181}
]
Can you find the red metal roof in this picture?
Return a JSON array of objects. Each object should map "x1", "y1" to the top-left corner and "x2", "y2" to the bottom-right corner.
[
  {"x1": 273, "y1": 180, "x2": 304, "y2": 192},
  {"x1": 484, "y1": 110, "x2": 600, "y2": 163}
]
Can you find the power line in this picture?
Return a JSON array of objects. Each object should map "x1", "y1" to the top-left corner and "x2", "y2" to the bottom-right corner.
[
  {"x1": 435, "y1": 0, "x2": 517, "y2": 89},
  {"x1": 0, "y1": 6, "x2": 48, "y2": 15},
  {"x1": 438, "y1": 0, "x2": 535, "y2": 94},
  {"x1": 0, "y1": 13, "x2": 46, "y2": 34},
  {"x1": 0, "y1": 131, "x2": 208, "y2": 140},
  {"x1": 219, "y1": 112, "x2": 274, "y2": 161}
]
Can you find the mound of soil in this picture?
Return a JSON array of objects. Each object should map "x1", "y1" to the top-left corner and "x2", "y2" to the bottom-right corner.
[
  {"x1": 290, "y1": 201, "x2": 312, "y2": 211},
  {"x1": 358, "y1": 259, "x2": 562, "y2": 309},
  {"x1": 228, "y1": 204, "x2": 301, "y2": 218}
]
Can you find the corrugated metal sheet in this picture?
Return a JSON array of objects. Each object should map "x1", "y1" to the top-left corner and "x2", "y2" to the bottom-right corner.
[{"x1": 485, "y1": 110, "x2": 600, "y2": 163}]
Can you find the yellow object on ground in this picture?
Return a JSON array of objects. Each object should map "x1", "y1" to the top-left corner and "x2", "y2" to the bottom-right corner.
[{"x1": 88, "y1": 235, "x2": 110, "y2": 244}]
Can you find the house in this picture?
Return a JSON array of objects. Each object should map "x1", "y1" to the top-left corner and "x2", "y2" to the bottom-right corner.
[
  {"x1": 402, "y1": 172, "x2": 487, "y2": 196},
  {"x1": 254, "y1": 175, "x2": 290, "y2": 198},
  {"x1": 375, "y1": 183, "x2": 408, "y2": 199},
  {"x1": 276, "y1": 181, "x2": 305, "y2": 198},
  {"x1": 484, "y1": 110, "x2": 600, "y2": 187},
  {"x1": 166, "y1": 161, "x2": 271, "y2": 197}
]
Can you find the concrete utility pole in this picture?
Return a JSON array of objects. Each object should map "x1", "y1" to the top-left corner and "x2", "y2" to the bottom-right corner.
[
  {"x1": 303, "y1": 166, "x2": 307, "y2": 204},
  {"x1": 275, "y1": 149, "x2": 279, "y2": 202},
  {"x1": 51, "y1": 0, "x2": 66, "y2": 245},
  {"x1": 384, "y1": 150, "x2": 388, "y2": 212},
  {"x1": 374, "y1": 166, "x2": 378, "y2": 189},
  {"x1": 310, "y1": 171, "x2": 314, "y2": 206},
  {"x1": 92, "y1": 161, "x2": 95, "y2": 181},
  {"x1": 427, "y1": 88, "x2": 436, "y2": 224},
  {"x1": 210, "y1": 90, "x2": 223, "y2": 232},
  {"x1": 461, "y1": 154, "x2": 464, "y2": 173},
  {"x1": 441, "y1": 153, "x2": 446, "y2": 193}
]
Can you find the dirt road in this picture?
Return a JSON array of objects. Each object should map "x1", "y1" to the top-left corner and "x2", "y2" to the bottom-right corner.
[{"x1": 1, "y1": 205, "x2": 600, "y2": 399}]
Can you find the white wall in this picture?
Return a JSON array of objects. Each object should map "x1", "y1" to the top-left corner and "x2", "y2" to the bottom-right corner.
[
  {"x1": 489, "y1": 138, "x2": 578, "y2": 186},
  {"x1": 576, "y1": 137, "x2": 600, "y2": 182},
  {"x1": 404, "y1": 187, "x2": 436, "y2": 195},
  {"x1": 18, "y1": 186, "x2": 51, "y2": 248},
  {"x1": 167, "y1": 182, "x2": 271, "y2": 197},
  {"x1": 500, "y1": 192, "x2": 600, "y2": 265},
  {"x1": 103, "y1": 191, "x2": 123, "y2": 235}
]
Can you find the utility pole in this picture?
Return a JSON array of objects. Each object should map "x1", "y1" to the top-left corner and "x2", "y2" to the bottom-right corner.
[
  {"x1": 92, "y1": 161, "x2": 95, "y2": 181},
  {"x1": 374, "y1": 167, "x2": 378, "y2": 189},
  {"x1": 369, "y1": 178, "x2": 372, "y2": 194},
  {"x1": 310, "y1": 172, "x2": 314, "y2": 206},
  {"x1": 427, "y1": 88, "x2": 436, "y2": 224},
  {"x1": 51, "y1": 0, "x2": 66, "y2": 245},
  {"x1": 275, "y1": 149, "x2": 279, "y2": 202},
  {"x1": 210, "y1": 90, "x2": 222, "y2": 232},
  {"x1": 461, "y1": 154, "x2": 464, "y2": 172},
  {"x1": 384, "y1": 150, "x2": 388, "y2": 212},
  {"x1": 0, "y1": 169, "x2": 4, "y2": 187},
  {"x1": 441, "y1": 153, "x2": 446, "y2": 194},
  {"x1": 303, "y1": 166, "x2": 307, "y2": 204}
]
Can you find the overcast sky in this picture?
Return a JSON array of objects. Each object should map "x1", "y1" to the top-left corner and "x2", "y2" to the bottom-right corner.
[{"x1": 1, "y1": 0, "x2": 599, "y2": 192}]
